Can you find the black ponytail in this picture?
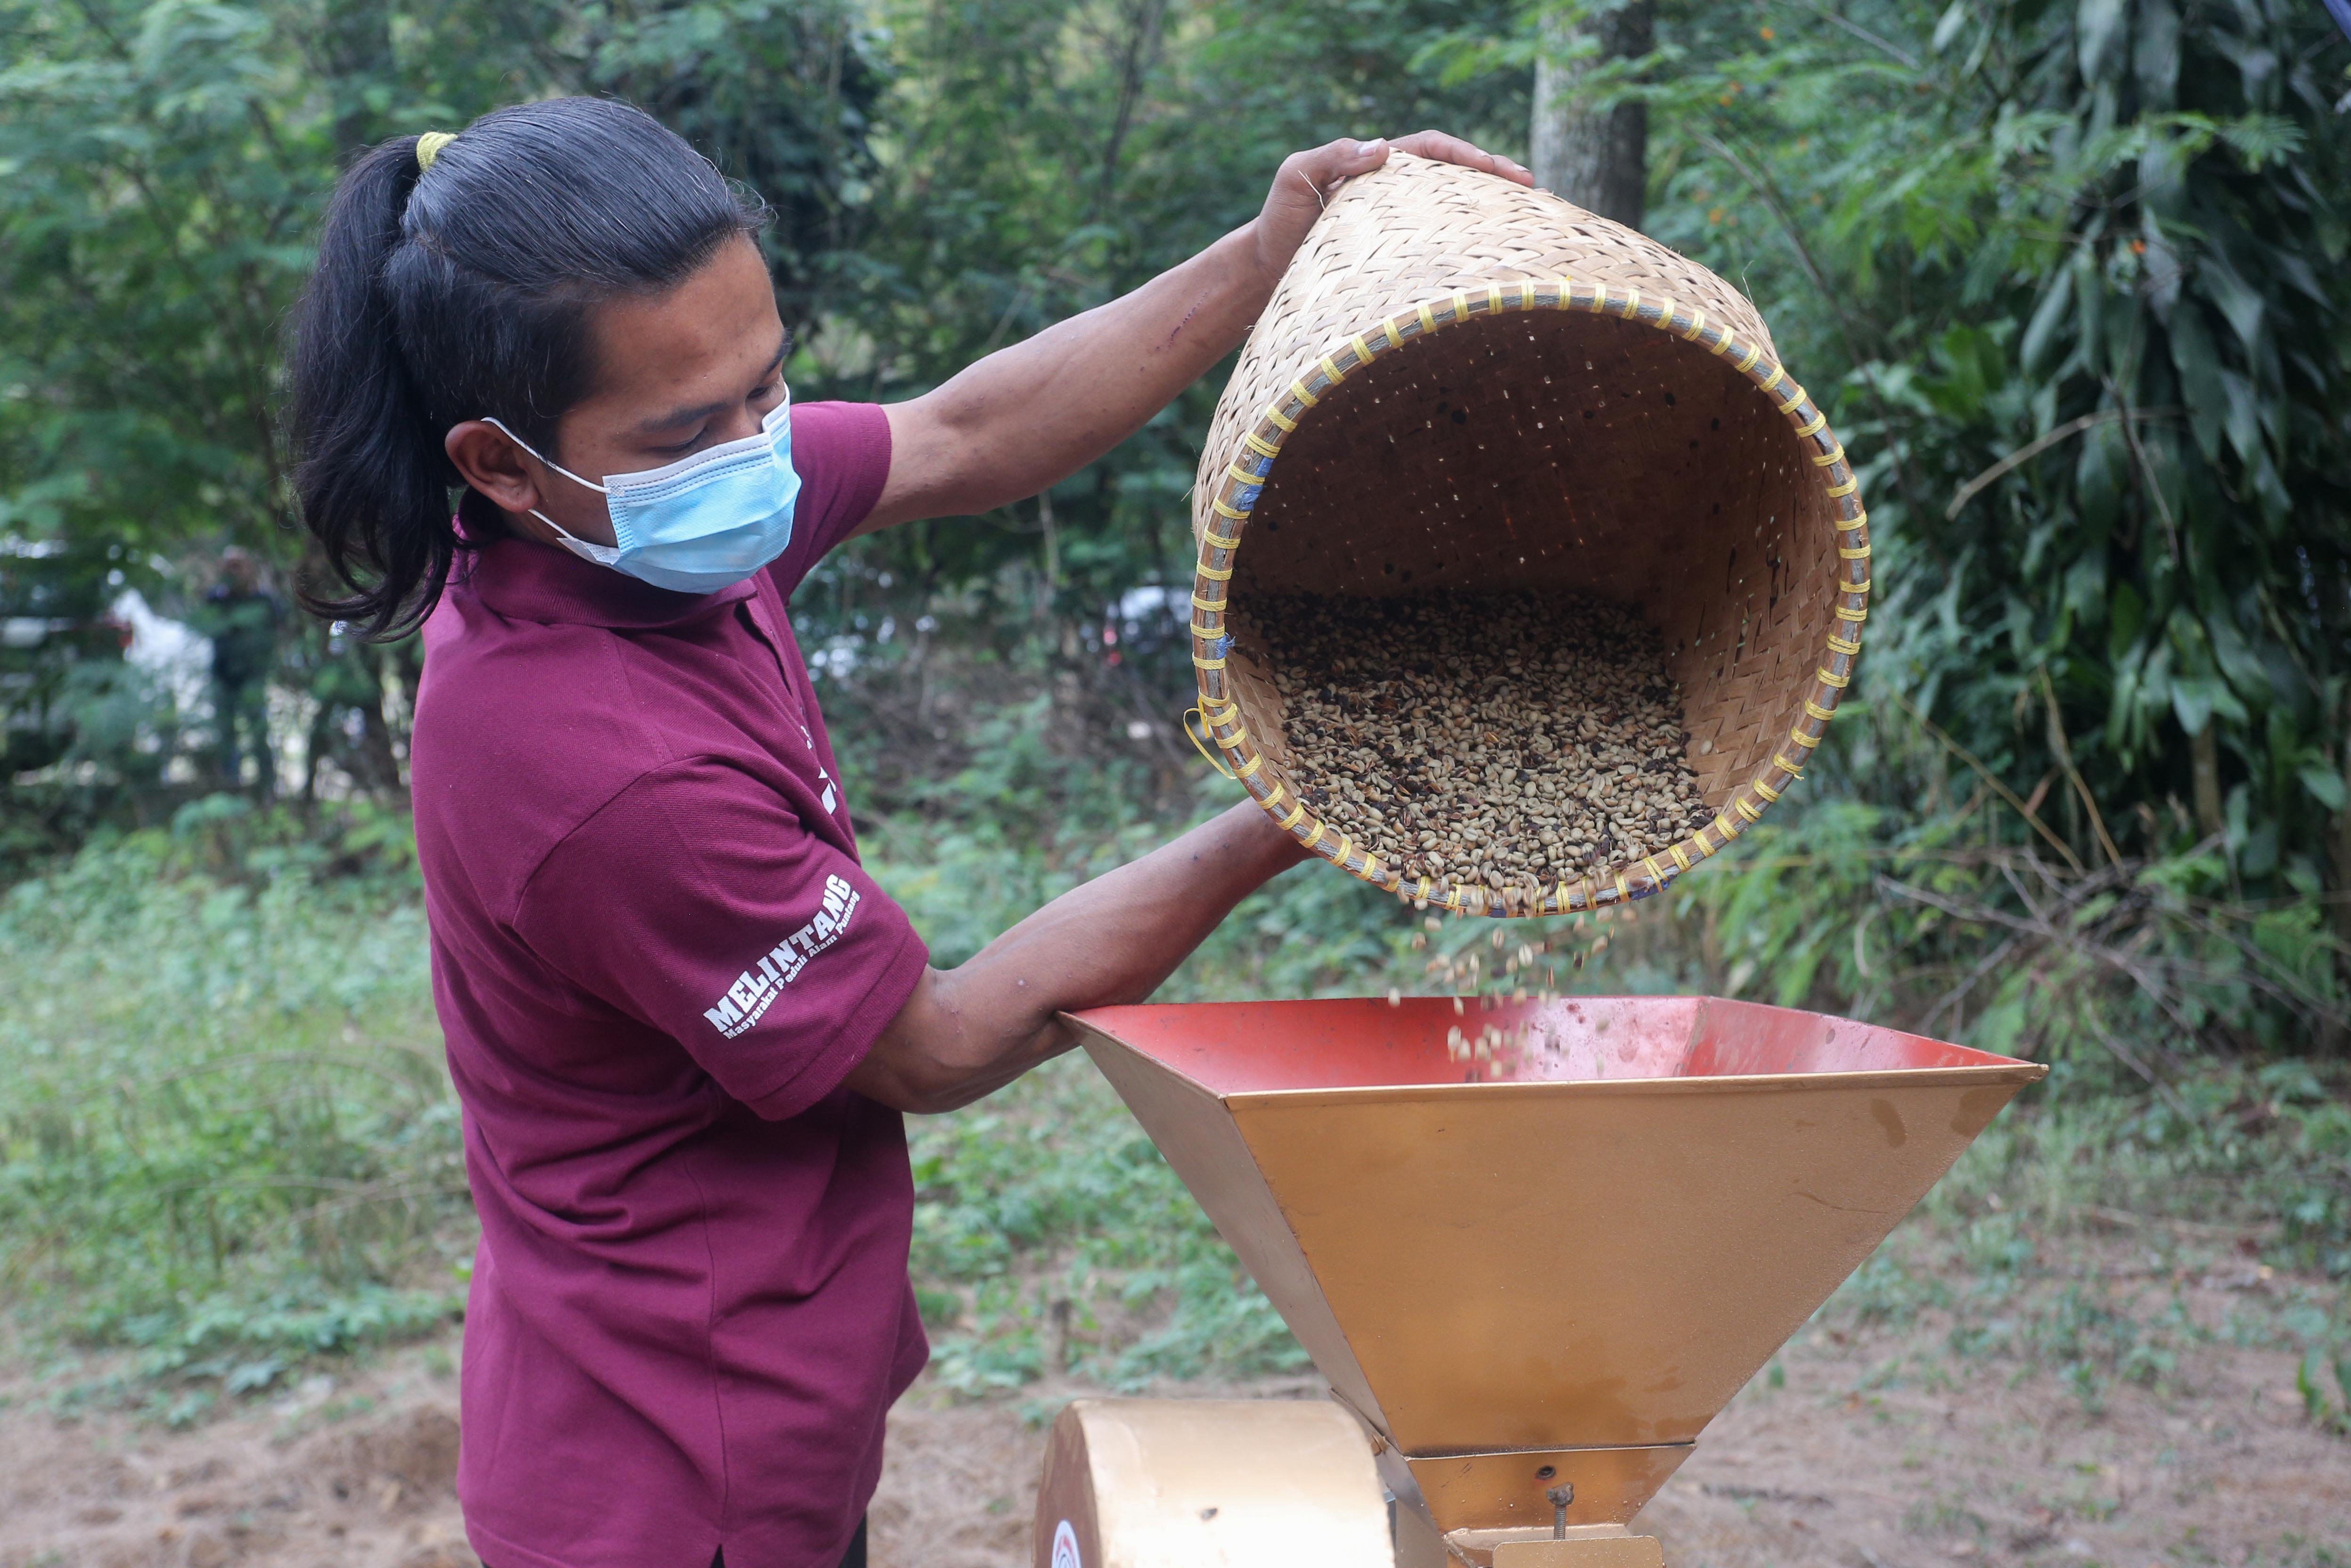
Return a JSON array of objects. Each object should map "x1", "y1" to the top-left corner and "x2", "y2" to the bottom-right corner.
[{"x1": 288, "y1": 98, "x2": 767, "y2": 638}]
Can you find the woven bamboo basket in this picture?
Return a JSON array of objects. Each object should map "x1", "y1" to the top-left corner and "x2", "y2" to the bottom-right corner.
[{"x1": 1188, "y1": 152, "x2": 1870, "y2": 918}]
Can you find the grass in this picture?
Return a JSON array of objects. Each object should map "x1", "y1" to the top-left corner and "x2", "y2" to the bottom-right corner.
[
  {"x1": 0, "y1": 803, "x2": 462, "y2": 1422},
  {"x1": 2, "y1": 795, "x2": 2348, "y2": 1431}
]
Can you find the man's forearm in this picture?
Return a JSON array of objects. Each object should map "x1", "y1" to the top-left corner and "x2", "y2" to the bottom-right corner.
[{"x1": 849, "y1": 803, "x2": 1305, "y2": 1111}]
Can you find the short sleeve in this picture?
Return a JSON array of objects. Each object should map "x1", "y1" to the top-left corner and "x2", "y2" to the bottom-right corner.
[
  {"x1": 514, "y1": 756, "x2": 930, "y2": 1120},
  {"x1": 767, "y1": 400, "x2": 893, "y2": 597}
]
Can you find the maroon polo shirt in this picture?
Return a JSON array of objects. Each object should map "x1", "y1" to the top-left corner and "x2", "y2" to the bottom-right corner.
[{"x1": 410, "y1": 400, "x2": 930, "y2": 1568}]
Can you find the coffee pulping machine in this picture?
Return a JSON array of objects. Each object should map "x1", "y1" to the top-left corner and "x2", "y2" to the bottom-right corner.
[{"x1": 1033, "y1": 997, "x2": 2041, "y2": 1568}]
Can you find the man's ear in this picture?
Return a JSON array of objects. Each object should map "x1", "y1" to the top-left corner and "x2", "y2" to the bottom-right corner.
[{"x1": 447, "y1": 420, "x2": 544, "y2": 515}]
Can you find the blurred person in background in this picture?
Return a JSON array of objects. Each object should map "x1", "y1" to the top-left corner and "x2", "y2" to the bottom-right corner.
[
  {"x1": 193, "y1": 546, "x2": 281, "y2": 795},
  {"x1": 286, "y1": 97, "x2": 1527, "y2": 1568}
]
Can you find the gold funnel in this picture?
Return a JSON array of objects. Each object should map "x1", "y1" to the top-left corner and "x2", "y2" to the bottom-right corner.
[{"x1": 1065, "y1": 996, "x2": 2043, "y2": 1540}]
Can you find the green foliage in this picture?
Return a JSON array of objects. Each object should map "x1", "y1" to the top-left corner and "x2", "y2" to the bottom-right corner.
[
  {"x1": 0, "y1": 816, "x2": 460, "y2": 1409},
  {"x1": 869, "y1": 804, "x2": 1417, "y2": 990},
  {"x1": 908, "y1": 1054, "x2": 1306, "y2": 1393},
  {"x1": 1624, "y1": 0, "x2": 2351, "y2": 895},
  {"x1": 2301, "y1": 1340, "x2": 2351, "y2": 1434},
  {"x1": 1658, "y1": 793, "x2": 2346, "y2": 1057},
  {"x1": 0, "y1": 0, "x2": 325, "y2": 555}
]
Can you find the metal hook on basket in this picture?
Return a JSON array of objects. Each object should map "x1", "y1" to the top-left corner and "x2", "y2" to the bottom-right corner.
[{"x1": 1182, "y1": 705, "x2": 1237, "y2": 779}]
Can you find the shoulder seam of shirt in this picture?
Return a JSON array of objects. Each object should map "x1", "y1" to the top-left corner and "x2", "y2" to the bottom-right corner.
[
  {"x1": 504, "y1": 751, "x2": 760, "y2": 930},
  {"x1": 481, "y1": 628, "x2": 692, "y2": 928},
  {"x1": 601, "y1": 625, "x2": 683, "y2": 772}
]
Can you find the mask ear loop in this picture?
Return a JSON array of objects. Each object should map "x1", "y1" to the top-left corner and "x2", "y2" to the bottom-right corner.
[
  {"x1": 480, "y1": 417, "x2": 610, "y2": 495},
  {"x1": 480, "y1": 417, "x2": 622, "y2": 560}
]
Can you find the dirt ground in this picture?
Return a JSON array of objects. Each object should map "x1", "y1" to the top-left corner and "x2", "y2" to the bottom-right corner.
[{"x1": 3, "y1": 1243, "x2": 2345, "y2": 1568}]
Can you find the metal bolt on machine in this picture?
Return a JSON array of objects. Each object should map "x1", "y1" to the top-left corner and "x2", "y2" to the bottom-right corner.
[{"x1": 1032, "y1": 995, "x2": 2044, "y2": 1568}]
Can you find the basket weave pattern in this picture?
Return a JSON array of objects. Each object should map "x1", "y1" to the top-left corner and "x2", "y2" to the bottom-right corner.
[{"x1": 1188, "y1": 154, "x2": 1870, "y2": 917}]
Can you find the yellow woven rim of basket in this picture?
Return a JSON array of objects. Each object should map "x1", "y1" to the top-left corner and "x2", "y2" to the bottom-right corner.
[{"x1": 1185, "y1": 159, "x2": 1870, "y2": 919}]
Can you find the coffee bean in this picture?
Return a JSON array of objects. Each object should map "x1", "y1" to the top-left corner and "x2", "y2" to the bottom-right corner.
[{"x1": 1233, "y1": 589, "x2": 1710, "y2": 899}]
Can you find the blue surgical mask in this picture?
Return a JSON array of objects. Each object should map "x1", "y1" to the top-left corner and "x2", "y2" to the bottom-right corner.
[{"x1": 484, "y1": 395, "x2": 799, "y2": 595}]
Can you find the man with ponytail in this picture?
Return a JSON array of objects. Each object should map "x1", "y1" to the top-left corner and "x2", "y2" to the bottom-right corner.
[{"x1": 287, "y1": 97, "x2": 1528, "y2": 1568}]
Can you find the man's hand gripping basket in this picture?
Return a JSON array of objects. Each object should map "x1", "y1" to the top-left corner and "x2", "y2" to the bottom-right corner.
[{"x1": 1188, "y1": 152, "x2": 1871, "y2": 917}]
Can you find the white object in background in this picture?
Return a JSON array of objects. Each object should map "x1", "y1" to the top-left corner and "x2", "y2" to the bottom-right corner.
[{"x1": 112, "y1": 588, "x2": 211, "y2": 713}]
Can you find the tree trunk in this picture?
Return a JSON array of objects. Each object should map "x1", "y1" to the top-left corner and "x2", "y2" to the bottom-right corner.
[
  {"x1": 2189, "y1": 722, "x2": 2224, "y2": 842},
  {"x1": 1530, "y1": 0, "x2": 1655, "y2": 228}
]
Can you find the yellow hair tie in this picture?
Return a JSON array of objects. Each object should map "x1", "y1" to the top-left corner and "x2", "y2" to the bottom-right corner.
[{"x1": 415, "y1": 131, "x2": 457, "y2": 171}]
